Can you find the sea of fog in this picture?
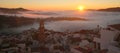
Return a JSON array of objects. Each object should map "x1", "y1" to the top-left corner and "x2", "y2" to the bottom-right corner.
[{"x1": 0, "y1": 10, "x2": 120, "y2": 33}]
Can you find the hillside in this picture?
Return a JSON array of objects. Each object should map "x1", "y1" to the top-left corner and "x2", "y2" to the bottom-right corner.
[
  {"x1": 0, "y1": 7, "x2": 29, "y2": 14},
  {"x1": 98, "y1": 7, "x2": 120, "y2": 12},
  {"x1": 0, "y1": 15, "x2": 35, "y2": 29}
]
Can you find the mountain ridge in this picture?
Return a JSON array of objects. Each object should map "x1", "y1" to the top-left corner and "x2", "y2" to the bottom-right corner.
[
  {"x1": 97, "y1": 7, "x2": 120, "y2": 12},
  {"x1": 0, "y1": 7, "x2": 30, "y2": 14}
]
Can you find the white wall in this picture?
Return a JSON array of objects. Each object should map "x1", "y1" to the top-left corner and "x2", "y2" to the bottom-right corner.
[{"x1": 100, "y1": 30, "x2": 117, "y2": 49}]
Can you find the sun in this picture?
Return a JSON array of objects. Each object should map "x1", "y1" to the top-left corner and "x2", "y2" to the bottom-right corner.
[{"x1": 78, "y1": 6, "x2": 85, "y2": 11}]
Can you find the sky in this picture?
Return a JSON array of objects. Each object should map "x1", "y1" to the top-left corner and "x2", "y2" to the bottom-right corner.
[{"x1": 0, "y1": 0, "x2": 120, "y2": 10}]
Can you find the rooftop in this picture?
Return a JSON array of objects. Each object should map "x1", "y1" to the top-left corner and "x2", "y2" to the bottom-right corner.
[
  {"x1": 109, "y1": 24, "x2": 120, "y2": 31},
  {"x1": 75, "y1": 47, "x2": 92, "y2": 53}
]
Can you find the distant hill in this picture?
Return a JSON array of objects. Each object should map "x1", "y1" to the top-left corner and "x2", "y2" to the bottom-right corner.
[
  {"x1": 98, "y1": 7, "x2": 120, "y2": 12},
  {"x1": 0, "y1": 15, "x2": 35, "y2": 29},
  {"x1": 0, "y1": 7, "x2": 30, "y2": 14}
]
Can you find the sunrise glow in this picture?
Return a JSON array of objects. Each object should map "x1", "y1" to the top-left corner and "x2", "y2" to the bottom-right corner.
[
  {"x1": 78, "y1": 6, "x2": 85, "y2": 11},
  {"x1": 0, "y1": 0, "x2": 119, "y2": 10}
]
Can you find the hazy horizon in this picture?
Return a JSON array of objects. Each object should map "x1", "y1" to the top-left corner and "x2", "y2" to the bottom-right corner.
[{"x1": 0, "y1": 0, "x2": 120, "y2": 10}]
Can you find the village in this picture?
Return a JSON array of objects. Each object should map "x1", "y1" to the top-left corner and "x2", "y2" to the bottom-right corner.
[
  {"x1": 0, "y1": 20, "x2": 120, "y2": 53},
  {"x1": 0, "y1": 0, "x2": 120, "y2": 53}
]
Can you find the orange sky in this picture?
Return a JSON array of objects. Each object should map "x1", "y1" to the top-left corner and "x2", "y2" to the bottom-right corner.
[{"x1": 0, "y1": 0, "x2": 119, "y2": 10}]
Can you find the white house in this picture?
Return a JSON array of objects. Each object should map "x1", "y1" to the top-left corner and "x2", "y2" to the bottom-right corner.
[{"x1": 93, "y1": 24, "x2": 120, "y2": 53}]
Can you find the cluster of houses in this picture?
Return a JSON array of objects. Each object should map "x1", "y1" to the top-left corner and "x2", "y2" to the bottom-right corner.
[{"x1": 0, "y1": 23, "x2": 120, "y2": 53}]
